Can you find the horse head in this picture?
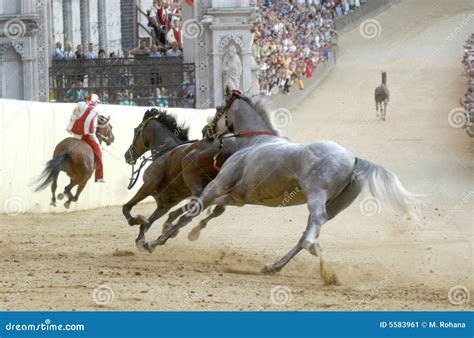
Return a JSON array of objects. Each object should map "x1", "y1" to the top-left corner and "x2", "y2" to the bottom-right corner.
[{"x1": 96, "y1": 115, "x2": 114, "y2": 146}]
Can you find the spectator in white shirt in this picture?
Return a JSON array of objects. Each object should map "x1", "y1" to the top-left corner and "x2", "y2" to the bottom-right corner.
[
  {"x1": 166, "y1": 41, "x2": 182, "y2": 57},
  {"x1": 53, "y1": 42, "x2": 65, "y2": 60},
  {"x1": 84, "y1": 42, "x2": 97, "y2": 59}
]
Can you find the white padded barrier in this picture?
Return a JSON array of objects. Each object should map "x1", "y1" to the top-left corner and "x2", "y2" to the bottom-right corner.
[{"x1": 0, "y1": 99, "x2": 215, "y2": 214}]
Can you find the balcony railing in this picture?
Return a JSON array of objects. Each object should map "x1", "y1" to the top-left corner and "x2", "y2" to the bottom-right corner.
[{"x1": 49, "y1": 57, "x2": 195, "y2": 107}]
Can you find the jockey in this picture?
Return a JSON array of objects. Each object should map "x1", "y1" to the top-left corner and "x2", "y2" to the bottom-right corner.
[{"x1": 66, "y1": 93, "x2": 105, "y2": 183}]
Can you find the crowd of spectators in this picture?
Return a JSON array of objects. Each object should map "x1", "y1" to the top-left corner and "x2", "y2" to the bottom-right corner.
[
  {"x1": 51, "y1": 0, "x2": 367, "y2": 106},
  {"x1": 51, "y1": 0, "x2": 191, "y2": 107},
  {"x1": 461, "y1": 34, "x2": 474, "y2": 136},
  {"x1": 253, "y1": 0, "x2": 365, "y2": 96}
]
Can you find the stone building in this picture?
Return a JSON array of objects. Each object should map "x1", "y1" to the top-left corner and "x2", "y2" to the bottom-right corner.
[
  {"x1": 0, "y1": 0, "x2": 49, "y2": 101},
  {"x1": 0, "y1": 0, "x2": 124, "y2": 101},
  {"x1": 0, "y1": 0, "x2": 258, "y2": 106}
]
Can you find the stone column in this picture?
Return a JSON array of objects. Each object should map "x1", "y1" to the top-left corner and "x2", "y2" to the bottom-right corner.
[
  {"x1": 97, "y1": 0, "x2": 107, "y2": 52},
  {"x1": 80, "y1": 0, "x2": 90, "y2": 47},
  {"x1": 182, "y1": 1, "x2": 195, "y2": 64},
  {"x1": 62, "y1": 0, "x2": 73, "y2": 44}
]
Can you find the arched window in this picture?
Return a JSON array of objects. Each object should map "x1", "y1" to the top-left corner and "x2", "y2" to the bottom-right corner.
[{"x1": 3, "y1": 47, "x2": 24, "y2": 100}]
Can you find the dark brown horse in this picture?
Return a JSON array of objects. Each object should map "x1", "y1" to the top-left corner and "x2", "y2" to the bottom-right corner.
[
  {"x1": 123, "y1": 109, "x2": 235, "y2": 249},
  {"x1": 35, "y1": 115, "x2": 114, "y2": 208},
  {"x1": 375, "y1": 71, "x2": 390, "y2": 121}
]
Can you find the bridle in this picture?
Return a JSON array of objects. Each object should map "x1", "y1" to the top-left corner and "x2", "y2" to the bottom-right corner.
[
  {"x1": 207, "y1": 92, "x2": 280, "y2": 171},
  {"x1": 126, "y1": 112, "x2": 197, "y2": 189},
  {"x1": 126, "y1": 115, "x2": 158, "y2": 165},
  {"x1": 96, "y1": 116, "x2": 113, "y2": 145}
]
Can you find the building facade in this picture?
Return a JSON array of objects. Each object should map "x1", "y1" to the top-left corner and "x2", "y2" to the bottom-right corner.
[
  {"x1": 0, "y1": 0, "x2": 49, "y2": 101},
  {"x1": 0, "y1": 0, "x2": 257, "y2": 106},
  {"x1": 0, "y1": 0, "x2": 123, "y2": 101}
]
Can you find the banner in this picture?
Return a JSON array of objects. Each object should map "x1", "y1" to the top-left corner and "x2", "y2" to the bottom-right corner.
[{"x1": 0, "y1": 312, "x2": 471, "y2": 338}]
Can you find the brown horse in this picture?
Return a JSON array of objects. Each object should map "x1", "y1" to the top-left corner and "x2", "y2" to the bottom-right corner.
[
  {"x1": 123, "y1": 108, "x2": 235, "y2": 249},
  {"x1": 35, "y1": 115, "x2": 114, "y2": 208}
]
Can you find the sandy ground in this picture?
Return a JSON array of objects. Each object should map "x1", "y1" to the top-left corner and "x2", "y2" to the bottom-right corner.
[{"x1": 1, "y1": 0, "x2": 473, "y2": 311}]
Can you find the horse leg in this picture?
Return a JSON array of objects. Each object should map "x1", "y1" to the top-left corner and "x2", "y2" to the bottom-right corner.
[
  {"x1": 263, "y1": 181, "x2": 360, "y2": 274},
  {"x1": 161, "y1": 208, "x2": 187, "y2": 235},
  {"x1": 382, "y1": 102, "x2": 387, "y2": 121},
  {"x1": 262, "y1": 206, "x2": 325, "y2": 274},
  {"x1": 262, "y1": 237, "x2": 305, "y2": 274},
  {"x1": 375, "y1": 101, "x2": 379, "y2": 117},
  {"x1": 146, "y1": 180, "x2": 226, "y2": 251},
  {"x1": 50, "y1": 173, "x2": 59, "y2": 207},
  {"x1": 136, "y1": 204, "x2": 171, "y2": 251},
  {"x1": 188, "y1": 205, "x2": 226, "y2": 241},
  {"x1": 301, "y1": 191, "x2": 328, "y2": 256},
  {"x1": 63, "y1": 179, "x2": 76, "y2": 209},
  {"x1": 122, "y1": 182, "x2": 155, "y2": 226},
  {"x1": 71, "y1": 181, "x2": 87, "y2": 202},
  {"x1": 326, "y1": 179, "x2": 362, "y2": 220}
]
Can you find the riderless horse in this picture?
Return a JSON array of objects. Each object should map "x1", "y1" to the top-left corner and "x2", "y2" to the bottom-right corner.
[
  {"x1": 147, "y1": 89, "x2": 421, "y2": 274},
  {"x1": 35, "y1": 115, "x2": 114, "y2": 208},
  {"x1": 375, "y1": 71, "x2": 390, "y2": 121},
  {"x1": 123, "y1": 108, "x2": 236, "y2": 249}
]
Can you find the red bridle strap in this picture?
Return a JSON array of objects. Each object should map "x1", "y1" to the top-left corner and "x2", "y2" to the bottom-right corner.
[{"x1": 236, "y1": 131, "x2": 279, "y2": 137}]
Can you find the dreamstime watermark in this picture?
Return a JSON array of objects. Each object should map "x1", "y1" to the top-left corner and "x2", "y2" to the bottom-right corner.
[
  {"x1": 261, "y1": 187, "x2": 301, "y2": 226},
  {"x1": 359, "y1": 196, "x2": 381, "y2": 216},
  {"x1": 270, "y1": 285, "x2": 293, "y2": 305},
  {"x1": 5, "y1": 319, "x2": 85, "y2": 332},
  {"x1": 448, "y1": 285, "x2": 470, "y2": 305},
  {"x1": 277, "y1": 187, "x2": 301, "y2": 208},
  {"x1": 271, "y1": 108, "x2": 292, "y2": 129},
  {"x1": 442, "y1": 190, "x2": 473, "y2": 225},
  {"x1": 92, "y1": 284, "x2": 115, "y2": 306},
  {"x1": 3, "y1": 19, "x2": 27, "y2": 39},
  {"x1": 441, "y1": 13, "x2": 474, "y2": 47},
  {"x1": 353, "y1": 276, "x2": 390, "y2": 310},
  {"x1": 183, "y1": 196, "x2": 204, "y2": 217},
  {"x1": 199, "y1": 98, "x2": 212, "y2": 110},
  {"x1": 359, "y1": 19, "x2": 381, "y2": 39},
  {"x1": 2, "y1": 277, "x2": 33, "y2": 309},
  {"x1": 178, "y1": 278, "x2": 211, "y2": 310},
  {"x1": 182, "y1": 19, "x2": 204, "y2": 39},
  {"x1": 447, "y1": 107, "x2": 468, "y2": 129},
  {"x1": 4, "y1": 196, "x2": 26, "y2": 216}
]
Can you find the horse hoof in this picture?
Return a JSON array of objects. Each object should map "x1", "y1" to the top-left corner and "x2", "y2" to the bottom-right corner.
[
  {"x1": 144, "y1": 241, "x2": 157, "y2": 253},
  {"x1": 51, "y1": 201, "x2": 56, "y2": 207},
  {"x1": 156, "y1": 236, "x2": 167, "y2": 246},
  {"x1": 57, "y1": 193, "x2": 64, "y2": 201},
  {"x1": 261, "y1": 263, "x2": 277, "y2": 274},
  {"x1": 64, "y1": 201, "x2": 71, "y2": 209},
  {"x1": 188, "y1": 227, "x2": 201, "y2": 242},
  {"x1": 136, "y1": 215, "x2": 149, "y2": 225}
]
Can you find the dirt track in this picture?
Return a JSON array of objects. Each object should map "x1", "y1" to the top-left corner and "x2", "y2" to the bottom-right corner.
[{"x1": 1, "y1": 0, "x2": 473, "y2": 311}]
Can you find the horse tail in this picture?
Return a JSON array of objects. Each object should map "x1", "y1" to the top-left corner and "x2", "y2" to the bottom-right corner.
[
  {"x1": 34, "y1": 151, "x2": 69, "y2": 192},
  {"x1": 354, "y1": 158, "x2": 423, "y2": 221}
]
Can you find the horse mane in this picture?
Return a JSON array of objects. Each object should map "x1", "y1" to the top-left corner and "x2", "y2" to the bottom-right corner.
[
  {"x1": 238, "y1": 95, "x2": 279, "y2": 134},
  {"x1": 142, "y1": 108, "x2": 190, "y2": 141}
]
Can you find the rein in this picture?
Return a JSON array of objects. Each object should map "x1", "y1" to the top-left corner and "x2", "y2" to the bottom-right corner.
[
  {"x1": 208, "y1": 92, "x2": 281, "y2": 172},
  {"x1": 128, "y1": 139, "x2": 197, "y2": 190}
]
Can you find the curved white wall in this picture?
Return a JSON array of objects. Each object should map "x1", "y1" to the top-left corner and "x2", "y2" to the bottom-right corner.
[{"x1": 0, "y1": 99, "x2": 215, "y2": 214}]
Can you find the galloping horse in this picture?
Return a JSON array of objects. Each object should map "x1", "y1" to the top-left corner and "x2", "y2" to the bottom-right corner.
[
  {"x1": 375, "y1": 71, "x2": 390, "y2": 121},
  {"x1": 123, "y1": 109, "x2": 236, "y2": 249},
  {"x1": 35, "y1": 115, "x2": 114, "y2": 208},
  {"x1": 150, "y1": 90, "x2": 422, "y2": 274}
]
